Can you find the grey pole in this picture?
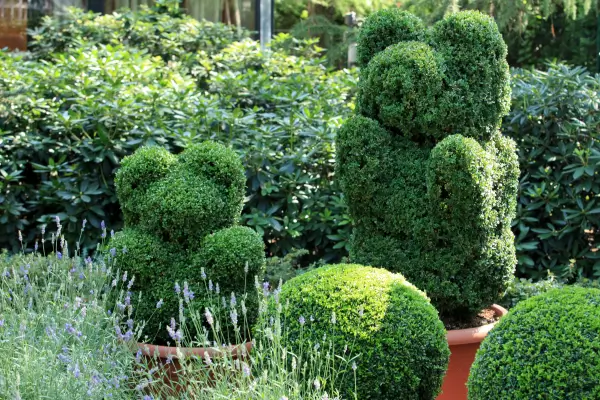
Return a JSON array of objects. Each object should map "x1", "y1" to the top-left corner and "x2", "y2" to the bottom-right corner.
[{"x1": 259, "y1": 0, "x2": 273, "y2": 51}]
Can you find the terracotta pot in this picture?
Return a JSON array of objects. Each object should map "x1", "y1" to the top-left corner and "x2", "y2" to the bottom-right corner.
[
  {"x1": 136, "y1": 341, "x2": 252, "y2": 394},
  {"x1": 436, "y1": 304, "x2": 508, "y2": 400}
]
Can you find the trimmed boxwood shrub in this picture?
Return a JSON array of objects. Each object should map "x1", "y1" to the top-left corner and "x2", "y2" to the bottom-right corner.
[
  {"x1": 279, "y1": 264, "x2": 450, "y2": 400},
  {"x1": 468, "y1": 287, "x2": 600, "y2": 399},
  {"x1": 110, "y1": 142, "x2": 265, "y2": 342},
  {"x1": 337, "y1": 9, "x2": 519, "y2": 319}
]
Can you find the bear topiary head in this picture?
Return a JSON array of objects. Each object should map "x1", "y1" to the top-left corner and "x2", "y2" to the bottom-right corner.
[
  {"x1": 336, "y1": 10, "x2": 519, "y2": 320},
  {"x1": 280, "y1": 264, "x2": 450, "y2": 400},
  {"x1": 468, "y1": 287, "x2": 600, "y2": 399},
  {"x1": 110, "y1": 142, "x2": 265, "y2": 343},
  {"x1": 357, "y1": 9, "x2": 511, "y2": 142}
]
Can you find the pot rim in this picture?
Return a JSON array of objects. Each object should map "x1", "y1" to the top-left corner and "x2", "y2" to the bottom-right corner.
[
  {"x1": 137, "y1": 341, "x2": 253, "y2": 359},
  {"x1": 446, "y1": 304, "x2": 508, "y2": 346}
]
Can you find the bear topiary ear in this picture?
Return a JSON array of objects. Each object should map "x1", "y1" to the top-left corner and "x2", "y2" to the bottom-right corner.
[
  {"x1": 115, "y1": 146, "x2": 177, "y2": 226},
  {"x1": 178, "y1": 141, "x2": 245, "y2": 193},
  {"x1": 357, "y1": 8, "x2": 426, "y2": 67},
  {"x1": 430, "y1": 10, "x2": 511, "y2": 139}
]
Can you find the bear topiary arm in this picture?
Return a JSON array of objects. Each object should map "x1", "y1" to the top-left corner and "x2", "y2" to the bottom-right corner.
[{"x1": 335, "y1": 115, "x2": 395, "y2": 227}]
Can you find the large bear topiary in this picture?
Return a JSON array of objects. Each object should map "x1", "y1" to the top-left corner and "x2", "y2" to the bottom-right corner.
[
  {"x1": 336, "y1": 9, "x2": 519, "y2": 320},
  {"x1": 110, "y1": 142, "x2": 265, "y2": 343}
]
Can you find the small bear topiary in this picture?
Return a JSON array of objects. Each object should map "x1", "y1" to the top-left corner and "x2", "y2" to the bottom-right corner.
[
  {"x1": 468, "y1": 287, "x2": 600, "y2": 399},
  {"x1": 336, "y1": 9, "x2": 519, "y2": 320},
  {"x1": 110, "y1": 142, "x2": 265, "y2": 343},
  {"x1": 280, "y1": 264, "x2": 450, "y2": 400}
]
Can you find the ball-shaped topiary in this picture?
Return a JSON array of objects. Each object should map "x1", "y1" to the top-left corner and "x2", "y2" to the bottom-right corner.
[
  {"x1": 110, "y1": 142, "x2": 265, "y2": 343},
  {"x1": 280, "y1": 264, "x2": 449, "y2": 400},
  {"x1": 468, "y1": 287, "x2": 600, "y2": 399},
  {"x1": 337, "y1": 10, "x2": 519, "y2": 320}
]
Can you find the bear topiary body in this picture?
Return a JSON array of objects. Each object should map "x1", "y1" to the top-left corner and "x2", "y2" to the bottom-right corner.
[
  {"x1": 110, "y1": 142, "x2": 265, "y2": 343},
  {"x1": 468, "y1": 287, "x2": 600, "y2": 399},
  {"x1": 280, "y1": 264, "x2": 450, "y2": 400},
  {"x1": 336, "y1": 9, "x2": 519, "y2": 319}
]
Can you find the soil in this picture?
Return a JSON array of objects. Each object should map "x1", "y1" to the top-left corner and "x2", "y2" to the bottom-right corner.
[{"x1": 442, "y1": 308, "x2": 499, "y2": 331}]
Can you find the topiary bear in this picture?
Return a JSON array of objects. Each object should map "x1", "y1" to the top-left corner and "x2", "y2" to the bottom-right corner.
[
  {"x1": 110, "y1": 142, "x2": 265, "y2": 343},
  {"x1": 336, "y1": 9, "x2": 519, "y2": 320}
]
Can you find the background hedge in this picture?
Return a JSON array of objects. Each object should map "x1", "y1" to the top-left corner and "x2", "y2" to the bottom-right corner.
[{"x1": 2, "y1": 6, "x2": 600, "y2": 283}]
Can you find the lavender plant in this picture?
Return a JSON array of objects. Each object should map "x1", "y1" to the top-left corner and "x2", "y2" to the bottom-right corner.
[
  {"x1": 136, "y1": 272, "x2": 357, "y2": 399},
  {"x1": 0, "y1": 220, "x2": 140, "y2": 399}
]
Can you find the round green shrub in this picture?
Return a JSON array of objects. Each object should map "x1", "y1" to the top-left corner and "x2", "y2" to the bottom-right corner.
[
  {"x1": 356, "y1": 8, "x2": 426, "y2": 67},
  {"x1": 468, "y1": 287, "x2": 600, "y2": 399},
  {"x1": 111, "y1": 142, "x2": 265, "y2": 343},
  {"x1": 280, "y1": 264, "x2": 449, "y2": 400},
  {"x1": 337, "y1": 10, "x2": 519, "y2": 320}
]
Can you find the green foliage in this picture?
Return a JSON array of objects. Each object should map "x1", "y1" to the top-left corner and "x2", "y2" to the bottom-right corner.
[
  {"x1": 28, "y1": 6, "x2": 249, "y2": 63},
  {"x1": 468, "y1": 287, "x2": 600, "y2": 399},
  {"x1": 505, "y1": 64, "x2": 600, "y2": 280},
  {"x1": 280, "y1": 264, "x2": 449, "y2": 400},
  {"x1": 337, "y1": 10, "x2": 519, "y2": 319},
  {"x1": 400, "y1": 0, "x2": 599, "y2": 69},
  {"x1": 110, "y1": 143, "x2": 265, "y2": 343},
  {"x1": 0, "y1": 6, "x2": 356, "y2": 266},
  {"x1": 356, "y1": 8, "x2": 425, "y2": 67}
]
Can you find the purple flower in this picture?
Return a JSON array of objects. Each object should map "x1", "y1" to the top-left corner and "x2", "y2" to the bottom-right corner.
[
  {"x1": 57, "y1": 252, "x2": 62, "y2": 260},
  {"x1": 127, "y1": 276, "x2": 135, "y2": 290},
  {"x1": 242, "y1": 362, "x2": 251, "y2": 377},
  {"x1": 124, "y1": 293, "x2": 131, "y2": 306},
  {"x1": 58, "y1": 353, "x2": 71, "y2": 364},
  {"x1": 215, "y1": 283, "x2": 220, "y2": 294},
  {"x1": 166, "y1": 325, "x2": 182, "y2": 342},
  {"x1": 41, "y1": 225, "x2": 46, "y2": 235},
  {"x1": 208, "y1": 280, "x2": 213, "y2": 292},
  {"x1": 263, "y1": 281, "x2": 269, "y2": 296},
  {"x1": 230, "y1": 309, "x2": 238, "y2": 326},
  {"x1": 85, "y1": 256, "x2": 92, "y2": 264},
  {"x1": 100, "y1": 220, "x2": 106, "y2": 230},
  {"x1": 65, "y1": 323, "x2": 76, "y2": 335},
  {"x1": 73, "y1": 363, "x2": 80, "y2": 378},
  {"x1": 82, "y1": 219, "x2": 87, "y2": 229},
  {"x1": 109, "y1": 248, "x2": 116, "y2": 257},
  {"x1": 299, "y1": 316, "x2": 305, "y2": 326},
  {"x1": 205, "y1": 309, "x2": 214, "y2": 326},
  {"x1": 122, "y1": 271, "x2": 127, "y2": 283},
  {"x1": 0, "y1": 320, "x2": 4, "y2": 328},
  {"x1": 135, "y1": 349, "x2": 142, "y2": 364},
  {"x1": 55, "y1": 216, "x2": 61, "y2": 225},
  {"x1": 34, "y1": 241, "x2": 38, "y2": 252},
  {"x1": 110, "y1": 230, "x2": 115, "y2": 238},
  {"x1": 156, "y1": 299, "x2": 163, "y2": 309},
  {"x1": 230, "y1": 292, "x2": 237, "y2": 307},
  {"x1": 201, "y1": 268, "x2": 206, "y2": 280},
  {"x1": 126, "y1": 319, "x2": 134, "y2": 330},
  {"x1": 170, "y1": 318, "x2": 176, "y2": 331},
  {"x1": 143, "y1": 395, "x2": 154, "y2": 400},
  {"x1": 183, "y1": 282, "x2": 194, "y2": 302},
  {"x1": 174, "y1": 282, "x2": 181, "y2": 294}
]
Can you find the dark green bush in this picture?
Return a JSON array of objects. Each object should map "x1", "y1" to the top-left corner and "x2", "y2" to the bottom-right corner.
[
  {"x1": 468, "y1": 287, "x2": 600, "y2": 399},
  {"x1": 337, "y1": 10, "x2": 519, "y2": 319},
  {"x1": 280, "y1": 264, "x2": 449, "y2": 400},
  {"x1": 110, "y1": 143, "x2": 265, "y2": 342},
  {"x1": 28, "y1": 6, "x2": 249, "y2": 63},
  {"x1": 0, "y1": 16, "x2": 356, "y2": 265},
  {"x1": 505, "y1": 63, "x2": 600, "y2": 280}
]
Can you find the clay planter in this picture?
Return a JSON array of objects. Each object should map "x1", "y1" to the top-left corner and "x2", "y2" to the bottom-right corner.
[
  {"x1": 437, "y1": 304, "x2": 508, "y2": 400},
  {"x1": 136, "y1": 341, "x2": 252, "y2": 394}
]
